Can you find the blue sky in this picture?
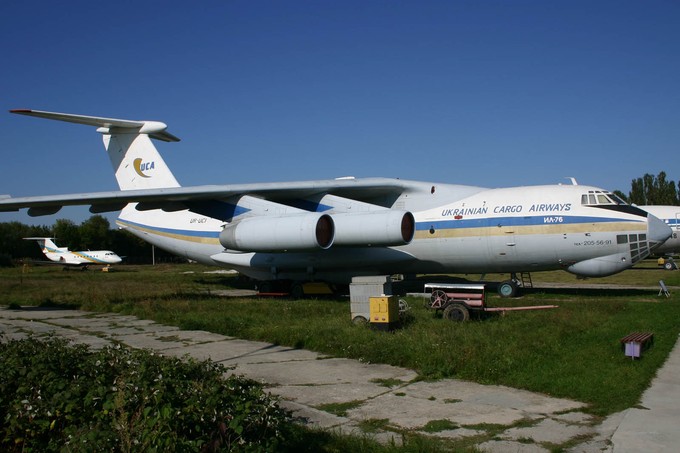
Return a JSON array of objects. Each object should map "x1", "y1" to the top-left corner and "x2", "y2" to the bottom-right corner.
[{"x1": 2, "y1": 1, "x2": 679, "y2": 226}]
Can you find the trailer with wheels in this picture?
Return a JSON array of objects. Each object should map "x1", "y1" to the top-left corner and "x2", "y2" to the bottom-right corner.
[{"x1": 425, "y1": 283, "x2": 557, "y2": 322}]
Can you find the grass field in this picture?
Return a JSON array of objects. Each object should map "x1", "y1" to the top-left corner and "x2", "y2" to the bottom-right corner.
[{"x1": 2, "y1": 261, "x2": 679, "y2": 418}]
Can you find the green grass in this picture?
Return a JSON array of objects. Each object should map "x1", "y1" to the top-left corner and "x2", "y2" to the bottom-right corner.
[
  {"x1": 315, "y1": 400, "x2": 364, "y2": 417},
  {"x1": 421, "y1": 419, "x2": 458, "y2": 433},
  {"x1": 2, "y1": 261, "x2": 680, "y2": 419}
]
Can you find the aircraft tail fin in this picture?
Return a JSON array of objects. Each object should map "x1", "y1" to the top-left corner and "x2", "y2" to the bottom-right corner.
[
  {"x1": 10, "y1": 109, "x2": 181, "y2": 191},
  {"x1": 23, "y1": 237, "x2": 68, "y2": 258}
]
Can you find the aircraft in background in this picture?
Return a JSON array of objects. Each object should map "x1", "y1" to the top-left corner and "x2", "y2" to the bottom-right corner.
[
  {"x1": 24, "y1": 237, "x2": 122, "y2": 268},
  {"x1": 0, "y1": 109, "x2": 671, "y2": 297},
  {"x1": 640, "y1": 206, "x2": 680, "y2": 255}
]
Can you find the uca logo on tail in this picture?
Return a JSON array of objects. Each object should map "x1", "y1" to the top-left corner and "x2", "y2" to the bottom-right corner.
[{"x1": 133, "y1": 158, "x2": 155, "y2": 178}]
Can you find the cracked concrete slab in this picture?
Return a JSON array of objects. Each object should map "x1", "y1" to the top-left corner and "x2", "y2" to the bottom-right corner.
[
  {"x1": 478, "y1": 440, "x2": 550, "y2": 452},
  {"x1": 501, "y1": 418, "x2": 594, "y2": 445}
]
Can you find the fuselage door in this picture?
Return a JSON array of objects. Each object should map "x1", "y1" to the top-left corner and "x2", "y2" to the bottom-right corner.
[{"x1": 486, "y1": 218, "x2": 518, "y2": 265}]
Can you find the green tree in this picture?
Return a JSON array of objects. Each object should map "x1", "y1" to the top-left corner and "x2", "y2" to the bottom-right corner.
[
  {"x1": 0, "y1": 222, "x2": 51, "y2": 263},
  {"x1": 80, "y1": 215, "x2": 111, "y2": 249},
  {"x1": 655, "y1": 172, "x2": 679, "y2": 205},
  {"x1": 53, "y1": 218, "x2": 80, "y2": 250},
  {"x1": 628, "y1": 172, "x2": 679, "y2": 205}
]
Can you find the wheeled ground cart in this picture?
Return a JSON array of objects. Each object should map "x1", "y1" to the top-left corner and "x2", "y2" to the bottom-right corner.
[{"x1": 425, "y1": 283, "x2": 557, "y2": 322}]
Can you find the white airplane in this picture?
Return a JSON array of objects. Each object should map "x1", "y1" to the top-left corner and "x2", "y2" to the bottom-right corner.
[
  {"x1": 23, "y1": 237, "x2": 122, "y2": 267},
  {"x1": 0, "y1": 109, "x2": 671, "y2": 297},
  {"x1": 640, "y1": 206, "x2": 680, "y2": 255}
]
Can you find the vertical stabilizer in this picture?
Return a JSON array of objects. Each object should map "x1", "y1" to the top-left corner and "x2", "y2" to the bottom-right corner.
[
  {"x1": 103, "y1": 132, "x2": 180, "y2": 190},
  {"x1": 10, "y1": 109, "x2": 181, "y2": 190},
  {"x1": 23, "y1": 237, "x2": 68, "y2": 261}
]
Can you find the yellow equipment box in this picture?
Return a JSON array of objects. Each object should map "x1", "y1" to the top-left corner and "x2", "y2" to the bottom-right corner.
[{"x1": 369, "y1": 296, "x2": 399, "y2": 330}]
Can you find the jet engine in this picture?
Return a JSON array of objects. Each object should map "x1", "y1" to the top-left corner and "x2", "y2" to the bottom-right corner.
[
  {"x1": 331, "y1": 210, "x2": 415, "y2": 246},
  {"x1": 219, "y1": 213, "x2": 334, "y2": 252}
]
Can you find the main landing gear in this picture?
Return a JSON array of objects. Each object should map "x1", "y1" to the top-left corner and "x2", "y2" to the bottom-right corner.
[
  {"x1": 497, "y1": 272, "x2": 531, "y2": 298},
  {"x1": 497, "y1": 279, "x2": 519, "y2": 298}
]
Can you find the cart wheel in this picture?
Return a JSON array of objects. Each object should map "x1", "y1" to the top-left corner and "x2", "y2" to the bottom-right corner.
[
  {"x1": 430, "y1": 289, "x2": 448, "y2": 309},
  {"x1": 443, "y1": 304, "x2": 469, "y2": 322},
  {"x1": 498, "y1": 280, "x2": 518, "y2": 298},
  {"x1": 398, "y1": 299, "x2": 410, "y2": 314}
]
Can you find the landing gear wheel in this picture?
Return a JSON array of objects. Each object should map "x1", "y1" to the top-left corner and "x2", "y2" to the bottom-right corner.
[
  {"x1": 290, "y1": 282, "x2": 304, "y2": 299},
  {"x1": 257, "y1": 281, "x2": 272, "y2": 293},
  {"x1": 498, "y1": 280, "x2": 518, "y2": 298},
  {"x1": 664, "y1": 262, "x2": 675, "y2": 271},
  {"x1": 443, "y1": 304, "x2": 470, "y2": 322},
  {"x1": 430, "y1": 289, "x2": 448, "y2": 309}
]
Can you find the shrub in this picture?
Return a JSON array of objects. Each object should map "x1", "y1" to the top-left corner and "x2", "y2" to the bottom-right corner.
[
  {"x1": 0, "y1": 336, "x2": 291, "y2": 452},
  {"x1": 0, "y1": 253, "x2": 13, "y2": 267}
]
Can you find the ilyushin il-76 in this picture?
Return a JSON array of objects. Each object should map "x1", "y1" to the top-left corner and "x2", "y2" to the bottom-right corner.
[{"x1": 0, "y1": 109, "x2": 671, "y2": 297}]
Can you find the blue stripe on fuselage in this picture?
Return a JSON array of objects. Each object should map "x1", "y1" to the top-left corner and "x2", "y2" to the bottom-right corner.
[
  {"x1": 117, "y1": 218, "x2": 220, "y2": 239},
  {"x1": 416, "y1": 215, "x2": 640, "y2": 231}
]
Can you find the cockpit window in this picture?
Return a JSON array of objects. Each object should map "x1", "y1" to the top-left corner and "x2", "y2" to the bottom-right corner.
[
  {"x1": 609, "y1": 193, "x2": 627, "y2": 205},
  {"x1": 581, "y1": 190, "x2": 627, "y2": 206}
]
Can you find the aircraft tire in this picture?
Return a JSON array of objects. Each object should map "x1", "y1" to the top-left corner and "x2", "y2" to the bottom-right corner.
[
  {"x1": 498, "y1": 280, "x2": 518, "y2": 298},
  {"x1": 291, "y1": 282, "x2": 304, "y2": 299},
  {"x1": 257, "y1": 281, "x2": 273, "y2": 293},
  {"x1": 665, "y1": 262, "x2": 675, "y2": 271},
  {"x1": 443, "y1": 304, "x2": 469, "y2": 322}
]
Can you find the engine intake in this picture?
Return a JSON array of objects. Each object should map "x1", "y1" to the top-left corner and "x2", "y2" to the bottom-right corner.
[{"x1": 219, "y1": 213, "x2": 334, "y2": 252}]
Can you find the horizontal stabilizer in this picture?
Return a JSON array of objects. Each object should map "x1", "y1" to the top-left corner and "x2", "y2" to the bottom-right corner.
[{"x1": 10, "y1": 109, "x2": 180, "y2": 142}]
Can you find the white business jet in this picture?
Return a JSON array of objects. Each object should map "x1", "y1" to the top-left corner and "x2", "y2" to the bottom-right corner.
[
  {"x1": 24, "y1": 237, "x2": 122, "y2": 267},
  {"x1": 0, "y1": 109, "x2": 671, "y2": 296}
]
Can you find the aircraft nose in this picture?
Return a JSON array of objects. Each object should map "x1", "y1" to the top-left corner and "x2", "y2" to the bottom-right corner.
[{"x1": 647, "y1": 212, "x2": 672, "y2": 246}]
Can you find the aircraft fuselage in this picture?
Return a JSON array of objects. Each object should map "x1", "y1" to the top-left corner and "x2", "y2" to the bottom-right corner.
[{"x1": 117, "y1": 181, "x2": 667, "y2": 282}]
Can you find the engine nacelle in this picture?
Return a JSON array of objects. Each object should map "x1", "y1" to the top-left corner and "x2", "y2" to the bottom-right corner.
[
  {"x1": 219, "y1": 213, "x2": 334, "y2": 252},
  {"x1": 331, "y1": 210, "x2": 415, "y2": 246},
  {"x1": 566, "y1": 253, "x2": 631, "y2": 277}
]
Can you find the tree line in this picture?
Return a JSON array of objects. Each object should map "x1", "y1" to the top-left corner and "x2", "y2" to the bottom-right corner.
[
  {"x1": 614, "y1": 171, "x2": 679, "y2": 205},
  {"x1": 1, "y1": 172, "x2": 677, "y2": 266}
]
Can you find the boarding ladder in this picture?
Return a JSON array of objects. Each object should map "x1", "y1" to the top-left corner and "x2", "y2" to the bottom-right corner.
[{"x1": 520, "y1": 272, "x2": 533, "y2": 288}]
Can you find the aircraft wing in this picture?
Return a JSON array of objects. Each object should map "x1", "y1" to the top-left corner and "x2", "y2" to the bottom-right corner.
[{"x1": 0, "y1": 178, "x2": 417, "y2": 219}]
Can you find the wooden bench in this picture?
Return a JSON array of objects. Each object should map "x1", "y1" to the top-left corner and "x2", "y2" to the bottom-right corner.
[{"x1": 620, "y1": 332, "x2": 654, "y2": 359}]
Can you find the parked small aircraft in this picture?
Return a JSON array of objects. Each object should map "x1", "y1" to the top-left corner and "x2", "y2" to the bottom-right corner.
[
  {"x1": 1, "y1": 109, "x2": 671, "y2": 296},
  {"x1": 24, "y1": 237, "x2": 122, "y2": 267},
  {"x1": 640, "y1": 206, "x2": 680, "y2": 255}
]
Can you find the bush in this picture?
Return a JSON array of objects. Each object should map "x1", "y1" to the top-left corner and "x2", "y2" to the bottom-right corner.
[
  {"x1": 0, "y1": 336, "x2": 291, "y2": 452},
  {"x1": 0, "y1": 253, "x2": 13, "y2": 267}
]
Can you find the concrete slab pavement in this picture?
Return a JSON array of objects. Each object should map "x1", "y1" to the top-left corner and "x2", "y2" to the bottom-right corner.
[{"x1": 1, "y1": 306, "x2": 679, "y2": 451}]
